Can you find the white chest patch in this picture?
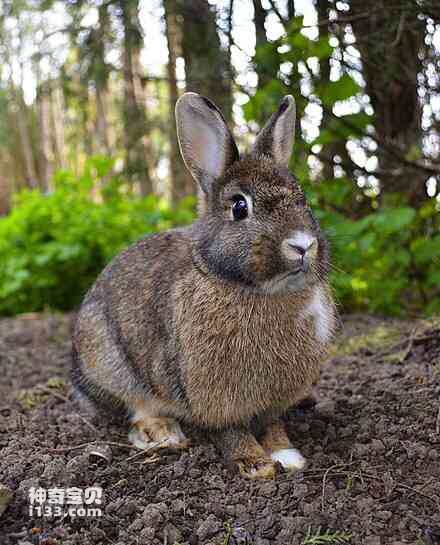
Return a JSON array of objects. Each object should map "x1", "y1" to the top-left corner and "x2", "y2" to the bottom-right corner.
[{"x1": 304, "y1": 286, "x2": 334, "y2": 344}]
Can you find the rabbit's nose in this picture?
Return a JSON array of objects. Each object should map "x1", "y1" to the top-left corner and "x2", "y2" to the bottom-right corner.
[
  {"x1": 287, "y1": 243, "x2": 307, "y2": 258},
  {"x1": 282, "y1": 232, "x2": 318, "y2": 263}
]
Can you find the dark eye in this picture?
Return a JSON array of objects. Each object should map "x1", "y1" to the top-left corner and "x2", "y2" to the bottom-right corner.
[{"x1": 231, "y1": 195, "x2": 248, "y2": 221}]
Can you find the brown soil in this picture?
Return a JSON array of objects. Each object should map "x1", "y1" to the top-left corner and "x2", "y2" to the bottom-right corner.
[{"x1": 0, "y1": 313, "x2": 439, "y2": 545}]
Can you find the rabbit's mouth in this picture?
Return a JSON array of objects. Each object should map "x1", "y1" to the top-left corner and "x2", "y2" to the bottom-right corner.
[
  {"x1": 286, "y1": 268, "x2": 304, "y2": 277},
  {"x1": 286, "y1": 260, "x2": 310, "y2": 278},
  {"x1": 260, "y1": 266, "x2": 310, "y2": 294}
]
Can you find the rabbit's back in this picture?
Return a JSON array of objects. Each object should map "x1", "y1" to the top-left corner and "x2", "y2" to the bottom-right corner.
[{"x1": 72, "y1": 228, "x2": 196, "y2": 415}]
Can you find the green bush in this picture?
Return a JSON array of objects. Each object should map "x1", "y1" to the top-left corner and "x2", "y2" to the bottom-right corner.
[
  {"x1": 1, "y1": 157, "x2": 439, "y2": 317},
  {"x1": 307, "y1": 180, "x2": 440, "y2": 316},
  {"x1": 0, "y1": 158, "x2": 195, "y2": 315}
]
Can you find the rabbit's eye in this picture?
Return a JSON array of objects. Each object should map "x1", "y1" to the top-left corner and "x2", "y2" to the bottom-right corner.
[{"x1": 231, "y1": 195, "x2": 248, "y2": 221}]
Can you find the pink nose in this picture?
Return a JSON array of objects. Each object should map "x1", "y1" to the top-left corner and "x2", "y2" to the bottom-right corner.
[
  {"x1": 287, "y1": 242, "x2": 309, "y2": 258},
  {"x1": 282, "y1": 233, "x2": 317, "y2": 263}
]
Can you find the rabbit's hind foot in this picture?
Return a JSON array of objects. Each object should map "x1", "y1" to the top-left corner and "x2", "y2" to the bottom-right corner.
[
  {"x1": 260, "y1": 421, "x2": 306, "y2": 471},
  {"x1": 129, "y1": 415, "x2": 188, "y2": 452},
  {"x1": 213, "y1": 427, "x2": 276, "y2": 480},
  {"x1": 237, "y1": 457, "x2": 276, "y2": 480},
  {"x1": 234, "y1": 439, "x2": 277, "y2": 480}
]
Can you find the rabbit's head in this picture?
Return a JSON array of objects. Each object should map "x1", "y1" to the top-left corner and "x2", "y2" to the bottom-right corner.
[{"x1": 176, "y1": 93, "x2": 330, "y2": 294}]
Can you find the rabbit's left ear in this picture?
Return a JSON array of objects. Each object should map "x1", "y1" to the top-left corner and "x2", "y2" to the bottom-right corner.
[{"x1": 252, "y1": 95, "x2": 295, "y2": 168}]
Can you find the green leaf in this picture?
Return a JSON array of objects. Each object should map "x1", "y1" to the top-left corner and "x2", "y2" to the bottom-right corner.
[
  {"x1": 372, "y1": 207, "x2": 416, "y2": 234},
  {"x1": 243, "y1": 80, "x2": 288, "y2": 123},
  {"x1": 312, "y1": 113, "x2": 371, "y2": 146},
  {"x1": 311, "y1": 37, "x2": 333, "y2": 60},
  {"x1": 411, "y1": 235, "x2": 440, "y2": 264},
  {"x1": 427, "y1": 271, "x2": 440, "y2": 288},
  {"x1": 318, "y1": 74, "x2": 361, "y2": 106}
]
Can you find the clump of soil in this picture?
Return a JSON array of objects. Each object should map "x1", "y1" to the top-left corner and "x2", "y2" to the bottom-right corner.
[{"x1": 0, "y1": 313, "x2": 439, "y2": 545}]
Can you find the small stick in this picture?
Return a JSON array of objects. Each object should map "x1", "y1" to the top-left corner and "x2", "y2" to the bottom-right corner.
[
  {"x1": 406, "y1": 477, "x2": 435, "y2": 500},
  {"x1": 46, "y1": 441, "x2": 139, "y2": 454},
  {"x1": 7, "y1": 530, "x2": 28, "y2": 538},
  {"x1": 36, "y1": 385, "x2": 97, "y2": 432},
  {"x1": 73, "y1": 414, "x2": 98, "y2": 433},
  {"x1": 321, "y1": 463, "x2": 344, "y2": 512},
  {"x1": 360, "y1": 473, "x2": 438, "y2": 505},
  {"x1": 436, "y1": 404, "x2": 440, "y2": 435},
  {"x1": 398, "y1": 326, "x2": 417, "y2": 363},
  {"x1": 303, "y1": 460, "x2": 361, "y2": 475},
  {"x1": 126, "y1": 439, "x2": 168, "y2": 461},
  {"x1": 395, "y1": 482, "x2": 438, "y2": 505}
]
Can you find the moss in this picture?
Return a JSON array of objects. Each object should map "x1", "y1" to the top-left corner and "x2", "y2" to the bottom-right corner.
[
  {"x1": 16, "y1": 377, "x2": 67, "y2": 410},
  {"x1": 382, "y1": 350, "x2": 407, "y2": 364},
  {"x1": 329, "y1": 324, "x2": 402, "y2": 358}
]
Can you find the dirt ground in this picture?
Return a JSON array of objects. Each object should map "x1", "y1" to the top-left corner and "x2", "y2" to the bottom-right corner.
[{"x1": 0, "y1": 313, "x2": 439, "y2": 545}]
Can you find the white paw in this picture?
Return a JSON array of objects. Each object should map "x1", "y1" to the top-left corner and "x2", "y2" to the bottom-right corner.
[{"x1": 271, "y1": 448, "x2": 306, "y2": 470}]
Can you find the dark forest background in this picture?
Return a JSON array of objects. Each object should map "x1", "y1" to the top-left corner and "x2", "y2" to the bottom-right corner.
[{"x1": 0, "y1": 0, "x2": 439, "y2": 316}]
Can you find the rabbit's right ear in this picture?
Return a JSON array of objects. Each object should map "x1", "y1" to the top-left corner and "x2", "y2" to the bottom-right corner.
[{"x1": 176, "y1": 93, "x2": 239, "y2": 193}]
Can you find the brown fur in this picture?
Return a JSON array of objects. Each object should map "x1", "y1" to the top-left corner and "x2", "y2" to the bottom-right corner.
[
  {"x1": 259, "y1": 421, "x2": 293, "y2": 453},
  {"x1": 72, "y1": 93, "x2": 338, "y2": 479},
  {"x1": 211, "y1": 427, "x2": 276, "y2": 479},
  {"x1": 174, "y1": 268, "x2": 324, "y2": 428}
]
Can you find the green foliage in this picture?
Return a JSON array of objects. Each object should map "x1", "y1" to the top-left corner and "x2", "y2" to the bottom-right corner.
[
  {"x1": 316, "y1": 74, "x2": 361, "y2": 107},
  {"x1": 312, "y1": 113, "x2": 371, "y2": 146},
  {"x1": 310, "y1": 183, "x2": 440, "y2": 316},
  {"x1": 301, "y1": 526, "x2": 352, "y2": 545},
  {"x1": 0, "y1": 157, "x2": 195, "y2": 316}
]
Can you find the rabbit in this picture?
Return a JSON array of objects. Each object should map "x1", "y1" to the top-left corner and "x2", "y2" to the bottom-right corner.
[{"x1": 71, "y1": 92, "x2": 338, "y2": 479}]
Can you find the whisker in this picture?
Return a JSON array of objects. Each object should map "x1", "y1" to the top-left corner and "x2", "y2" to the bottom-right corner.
[{"x1": 329, "y1": 263, "x2": 351, "y2": 276}]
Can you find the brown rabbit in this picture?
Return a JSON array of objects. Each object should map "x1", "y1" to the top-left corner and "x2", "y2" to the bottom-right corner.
[{"x1": 72, "y1": 93, "x2": 338, "y2": 479}]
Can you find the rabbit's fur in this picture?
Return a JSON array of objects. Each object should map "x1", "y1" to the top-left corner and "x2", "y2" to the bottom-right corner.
[{"x1": 72, "y1": 93, "x2": 338, "y2": 479}]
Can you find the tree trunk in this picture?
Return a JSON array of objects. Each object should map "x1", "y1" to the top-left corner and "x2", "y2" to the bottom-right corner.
[
  {"x1": 253, "y1": 0, "x2": 270, "y2": 88},
  {"x1": 15, "y1": 90, "x2": 38, "y2": 188},
  {"x1": 180, "y1": 0, "x2": 233, "y2": 122},
  {"x1": 38, "y1": 81, "x2": 54, "y2": 192},
  {"x1": 317, "y1": 0, "x2": 345, "y2": 182},
  {"x1": 95, "y1": 85, "x2": 112, "y2": 156},
  {"x1": 120, "y1": 0, "x2": 153, "y2": 196},
  {"x1": 252, "y1": 0, "x2": 281, "y2": 121},
  {"x1": 164, "y1": 0, "x2": 192, "y2": 204},
  {"x1": 95, "y1": 4, "x2": 113, "y2": 158},
  {"x1": 81, "y1": 84, "x2": 93, "y2": 157},
  {"x1": 51, "y1": 82, "x2": 67, "y2": 169},
  {"x1": 3, "y1": 44, "x2": 37, "y2": 189},
  {"x1": 349, "y1": 0, "x2": 426, "y2": 206},
  {"x1": 287, "y1": 0, "x2": 295, "y2": 20}
]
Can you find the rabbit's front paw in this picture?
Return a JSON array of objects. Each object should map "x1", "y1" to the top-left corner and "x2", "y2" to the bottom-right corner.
[
  {"x1": 237, "y1": 457, "x2": 277, "y2": 480},
  {"x1": 129, "y1": 416, "x2": 188, "y2": 451}
]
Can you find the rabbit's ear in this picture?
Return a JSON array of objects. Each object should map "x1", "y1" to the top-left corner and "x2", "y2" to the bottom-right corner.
[
  {"x1": 252, "y1": 95, "x2": 296, "y2": 168},
  {"x1": 176, "y1": 93, "x2": 239, "y2": 193}
]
